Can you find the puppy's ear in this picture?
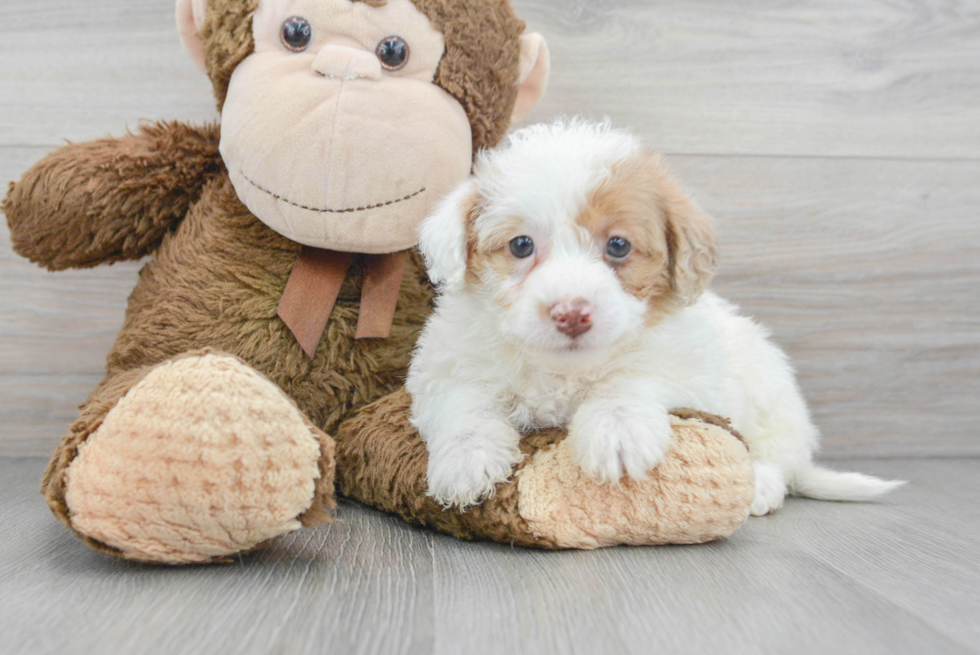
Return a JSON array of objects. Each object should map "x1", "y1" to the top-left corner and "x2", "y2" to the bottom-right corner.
[
  {"x1": 418, "y1": 181, "x2": 475, "y2": 294},
  {"x1": 663, "y1": 182, "x2": 718, "y2": 305}
]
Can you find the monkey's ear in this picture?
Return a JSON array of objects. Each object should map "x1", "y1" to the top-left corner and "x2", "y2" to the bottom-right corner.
[
  {"x1": 511, "y1": 33, "x2": 550, "y2": 124},
  {"x1": 417, "y1": 182, "x2": 475, "y2": 295},
  {"x1": 176, "y1": 0, "x2": 208, "y2": 73}
]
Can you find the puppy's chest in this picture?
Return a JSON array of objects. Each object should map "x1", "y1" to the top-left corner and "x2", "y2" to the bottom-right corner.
[{"x1": 504, "y1": 370, "x2": 598, "y2": 430}]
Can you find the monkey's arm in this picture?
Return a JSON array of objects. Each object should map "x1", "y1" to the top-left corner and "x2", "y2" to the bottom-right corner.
[{"x1": 3, "y1": 121, "x2": 223, "y2": 271}]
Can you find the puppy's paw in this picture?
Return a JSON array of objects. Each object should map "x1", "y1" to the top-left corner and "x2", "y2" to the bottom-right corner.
[
  {"x1": 751, "y1": 461, "x2": 787, "y2": 516},
  {"x1": 425, "y1": 422, "x2": 524, "y2": 509},
  {"x1": 569, "y1": 403, "x2": 673, "y2": 484}
]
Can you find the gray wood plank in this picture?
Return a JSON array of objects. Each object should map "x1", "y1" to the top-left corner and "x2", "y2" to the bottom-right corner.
[
  {"x1": 4, "y1": 457, "x2": 978, "y2": 655},
  {"x1": 0, "y1": 147, "x2": 139, "y2": 379},
  {"x1": 431, "y1": 518, "x2": 970, "y2": 655},
  {"x1": 0, "y1": 147, "x2": 139, "y2": 457},
  {"x1": 515, "y1": 0, "x2": 980, "y2": 159},
  {"x1": 3, "y1": 1, "x2": 978, "y2": 159},
  {"x1": 0, "y1": 458, "x2": 436, "y2": 655},
  {"x1": 764, "y1": 457, "x2": 980, "y2": 648},
  {"x1": 431, "y1": 458, "x2": 980, "y2": 655},
  {"x1": 672, "y1": 155, "x2": 980, "y2": 458},
  {"x1": 0, "y1": 3, "x2": 217, "y2": 148},
  {"x1": 0, "y1": 374, "x2": 104, "y2": 454}
]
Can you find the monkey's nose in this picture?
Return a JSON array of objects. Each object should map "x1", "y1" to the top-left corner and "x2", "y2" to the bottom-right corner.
[
  {"x1": 550, "y1": 298, "x2": 594, "y2": 338},
  {"x1": 312, "y1": 45, "x2": 382, "y2": 81}
]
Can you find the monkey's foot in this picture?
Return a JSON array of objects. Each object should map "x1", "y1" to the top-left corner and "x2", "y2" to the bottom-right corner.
[{"x1": 63, "y1": 353, "x2": 335, "y2": 564}]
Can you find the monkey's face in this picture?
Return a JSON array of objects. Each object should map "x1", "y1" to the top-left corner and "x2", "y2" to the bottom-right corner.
[{"x1": 219, "y1": 0, "x2": 474, "y2": 253}]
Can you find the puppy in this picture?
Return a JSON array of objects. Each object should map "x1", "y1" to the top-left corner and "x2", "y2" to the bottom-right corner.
[{"x1": 406, "y1": 118, "x2": 903, "y2": 514}]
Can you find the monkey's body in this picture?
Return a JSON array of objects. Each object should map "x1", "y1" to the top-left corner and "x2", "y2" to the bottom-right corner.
[
  {"x1": 103, "y1": 166, "x2": 432, "y2": 433},
  {"x1": 5, "y1": 122, "x2": 431, "y2": 561}
]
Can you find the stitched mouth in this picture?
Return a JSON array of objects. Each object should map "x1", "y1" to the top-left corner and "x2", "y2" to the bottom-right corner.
[{"x1": 241, "y1": 171, "x2": 425, "y2": 214}]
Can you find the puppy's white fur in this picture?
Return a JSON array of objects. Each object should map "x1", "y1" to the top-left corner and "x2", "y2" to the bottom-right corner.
[{"x1": 408, "y1": 118, "x2": 904, "y2": 513}]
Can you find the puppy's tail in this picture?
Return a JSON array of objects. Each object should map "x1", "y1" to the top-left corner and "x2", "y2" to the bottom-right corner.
[{"x1": 790, "y1": 465, "x2": 905, "y2": 502}]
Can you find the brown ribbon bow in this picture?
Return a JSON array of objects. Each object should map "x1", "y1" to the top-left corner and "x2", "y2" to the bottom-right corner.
[{"x1": 277, "y1": 246, "x2": 408, "y2": 359}]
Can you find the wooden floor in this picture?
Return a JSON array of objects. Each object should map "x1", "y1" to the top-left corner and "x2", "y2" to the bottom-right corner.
[
  {"x1": 2, "y1": 0, "x2": 979, "y2": 653},
  {"x1": 2, "y1": 456, "x2": 979, "y2": 655}
]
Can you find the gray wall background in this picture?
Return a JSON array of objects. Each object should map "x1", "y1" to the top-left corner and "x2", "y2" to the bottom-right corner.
[{"x1": 0, "y1": 0, "x2": 977, "y2": 457}]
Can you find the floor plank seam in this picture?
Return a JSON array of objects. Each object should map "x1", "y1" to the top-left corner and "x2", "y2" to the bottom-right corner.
[
  {"x1": 656, "y1": 151, "x2": 980, "y2": 164},
  {"x1": 780, "y1": 533, "x2": 978, "y2": 653},
  {"x1": 818, "y1": 455, "x2": 980, "y2": 462}
]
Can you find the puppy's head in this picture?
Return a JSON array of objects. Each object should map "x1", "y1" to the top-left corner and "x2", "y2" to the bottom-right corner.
[{"x1": 419, "y1": 119, "x2": 717, "y2": 355}]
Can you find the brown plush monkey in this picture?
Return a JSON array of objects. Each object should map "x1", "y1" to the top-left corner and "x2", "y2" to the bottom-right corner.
[
  {"x1": 5, "y1": 0, "x2": 549, "y2": 564},
  {"x1": 3, "y1": 0, "x2": 753, "y2": 564}
]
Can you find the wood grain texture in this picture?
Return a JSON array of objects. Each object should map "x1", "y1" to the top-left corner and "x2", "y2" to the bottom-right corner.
[
  {"x1": 3, "y1": 1, "x2": 978, "y2": 158},
  {"x1": 0, "y1": 3, "x2": 217, "y2": 147},
  {"x1": 514, "y1": 0, "x2": 980, "y2": 159},
  {"x1": 1, "y1": 456, "x2": 978, "y2": 655},
  {"x1": 673, "y1": 155, "x2": 980, "y2": 456},
  {"x1": 1, "y1": 0, "x2": 979, "y2": 457},
  {"x1": 0, "y1": 458, "x2": 436, "y2": 655}
]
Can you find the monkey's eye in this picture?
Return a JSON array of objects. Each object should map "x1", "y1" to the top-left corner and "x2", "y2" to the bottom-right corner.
[
  {"x1": 606, "y1": 237, "x2": 632, "y2": 260},
  {"x1": 376, "y1": 36, "x2": 410, "y2": 71},
  {"x1": 281, "y1": 17, "x2": 313, "y2": 52},
  {"x1": 509, "y1": 236, "x2": 535, "y2": 259}
]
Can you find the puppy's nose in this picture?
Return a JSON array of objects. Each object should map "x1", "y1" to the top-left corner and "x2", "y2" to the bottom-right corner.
[{"x1": 550, "y1": 298, "x2": 593, "y2": 338}]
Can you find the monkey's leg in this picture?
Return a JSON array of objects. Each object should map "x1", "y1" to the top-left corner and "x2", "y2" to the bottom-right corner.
[{"x1": 40, "y1": 350, "x2": 335, "y2": 565}]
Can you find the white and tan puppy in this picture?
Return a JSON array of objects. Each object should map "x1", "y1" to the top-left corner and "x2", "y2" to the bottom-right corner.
[{"x1": 407, "y1": 119, "x2": 903, "y2": 514}]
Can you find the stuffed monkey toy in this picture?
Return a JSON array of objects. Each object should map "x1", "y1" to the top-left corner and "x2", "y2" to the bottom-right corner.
[{"x1": 3, "y1": 0, "x2": 753, "y2": 564}]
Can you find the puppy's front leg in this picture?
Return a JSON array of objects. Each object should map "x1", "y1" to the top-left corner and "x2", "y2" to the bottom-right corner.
[
  {"x1": 411, "y1": 385, "x2": 524, "y2": 509},
  {"x1": 569, "y1": 379, "x2": 674, "y2": 484}
]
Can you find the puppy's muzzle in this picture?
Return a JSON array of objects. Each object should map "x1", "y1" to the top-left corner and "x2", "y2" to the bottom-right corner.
[{"x1": 549, "y1": 298, "x2": 593, "y2": 338}]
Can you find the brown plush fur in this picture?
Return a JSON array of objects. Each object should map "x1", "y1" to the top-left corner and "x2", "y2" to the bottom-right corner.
[
  {"x1": 32, "y1": 173, "x2": 432, "y2": 538},
  {"x1": 670, "y1": 407, "x2": 747, "y2": 446},
  {"x1": 3, "y1": 122, "x2": 223, "y2": 271},
  {"x1": 201, "y1": 0, "x2": 525, "y2": 151},
  {"x1": 102, "y1": 176, "x2": 433, "y2": 431},
  {"x1": 4, "y1": 0, "x2": 530, "y2": 563},
  {"x1": 201, "y1": 0, "x2": 259, "y2": 110},
  {"x1": 336, "y1": 388, "x2": 559, "y2": 548},
  {"x1": 336, "y1": 389, "x2": 752, "y2": 548},
  {"x1": 412, "y1": 0, "x2": 525, "y2": 151}
]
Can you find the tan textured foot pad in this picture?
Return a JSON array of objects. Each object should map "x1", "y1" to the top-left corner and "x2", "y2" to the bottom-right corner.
[
  {"x1": 336, "y1": 389, "x2": 755, "y2": 550},
  {"x1": 516, "y1": 417, "x2": 754, "y2": 548},
  {"x1": 65, "y1": 354, "x2": 327, "y2": 564}
]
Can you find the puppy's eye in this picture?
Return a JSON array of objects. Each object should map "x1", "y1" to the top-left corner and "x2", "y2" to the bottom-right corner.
[
  {"x1": 606, "y1": 237, "x2": 632, "y2": 260},
  {"x1": 509, "y1": 236, "x2": 535, "y2": 259},
  {"x1": 376, "y1": 36, "x2": 410, "y2": 71},
  {"x1": 281, "y1": 17, "x2": 313, "y2": 52}
]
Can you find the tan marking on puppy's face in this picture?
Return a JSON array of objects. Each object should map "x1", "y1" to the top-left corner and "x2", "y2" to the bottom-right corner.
[
  {"x1": 464, "y1": 201, "x2": 536, "y2": 304},
  {"x1": 577, "y1": 151, "x2": 718, "y2": 322}
]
